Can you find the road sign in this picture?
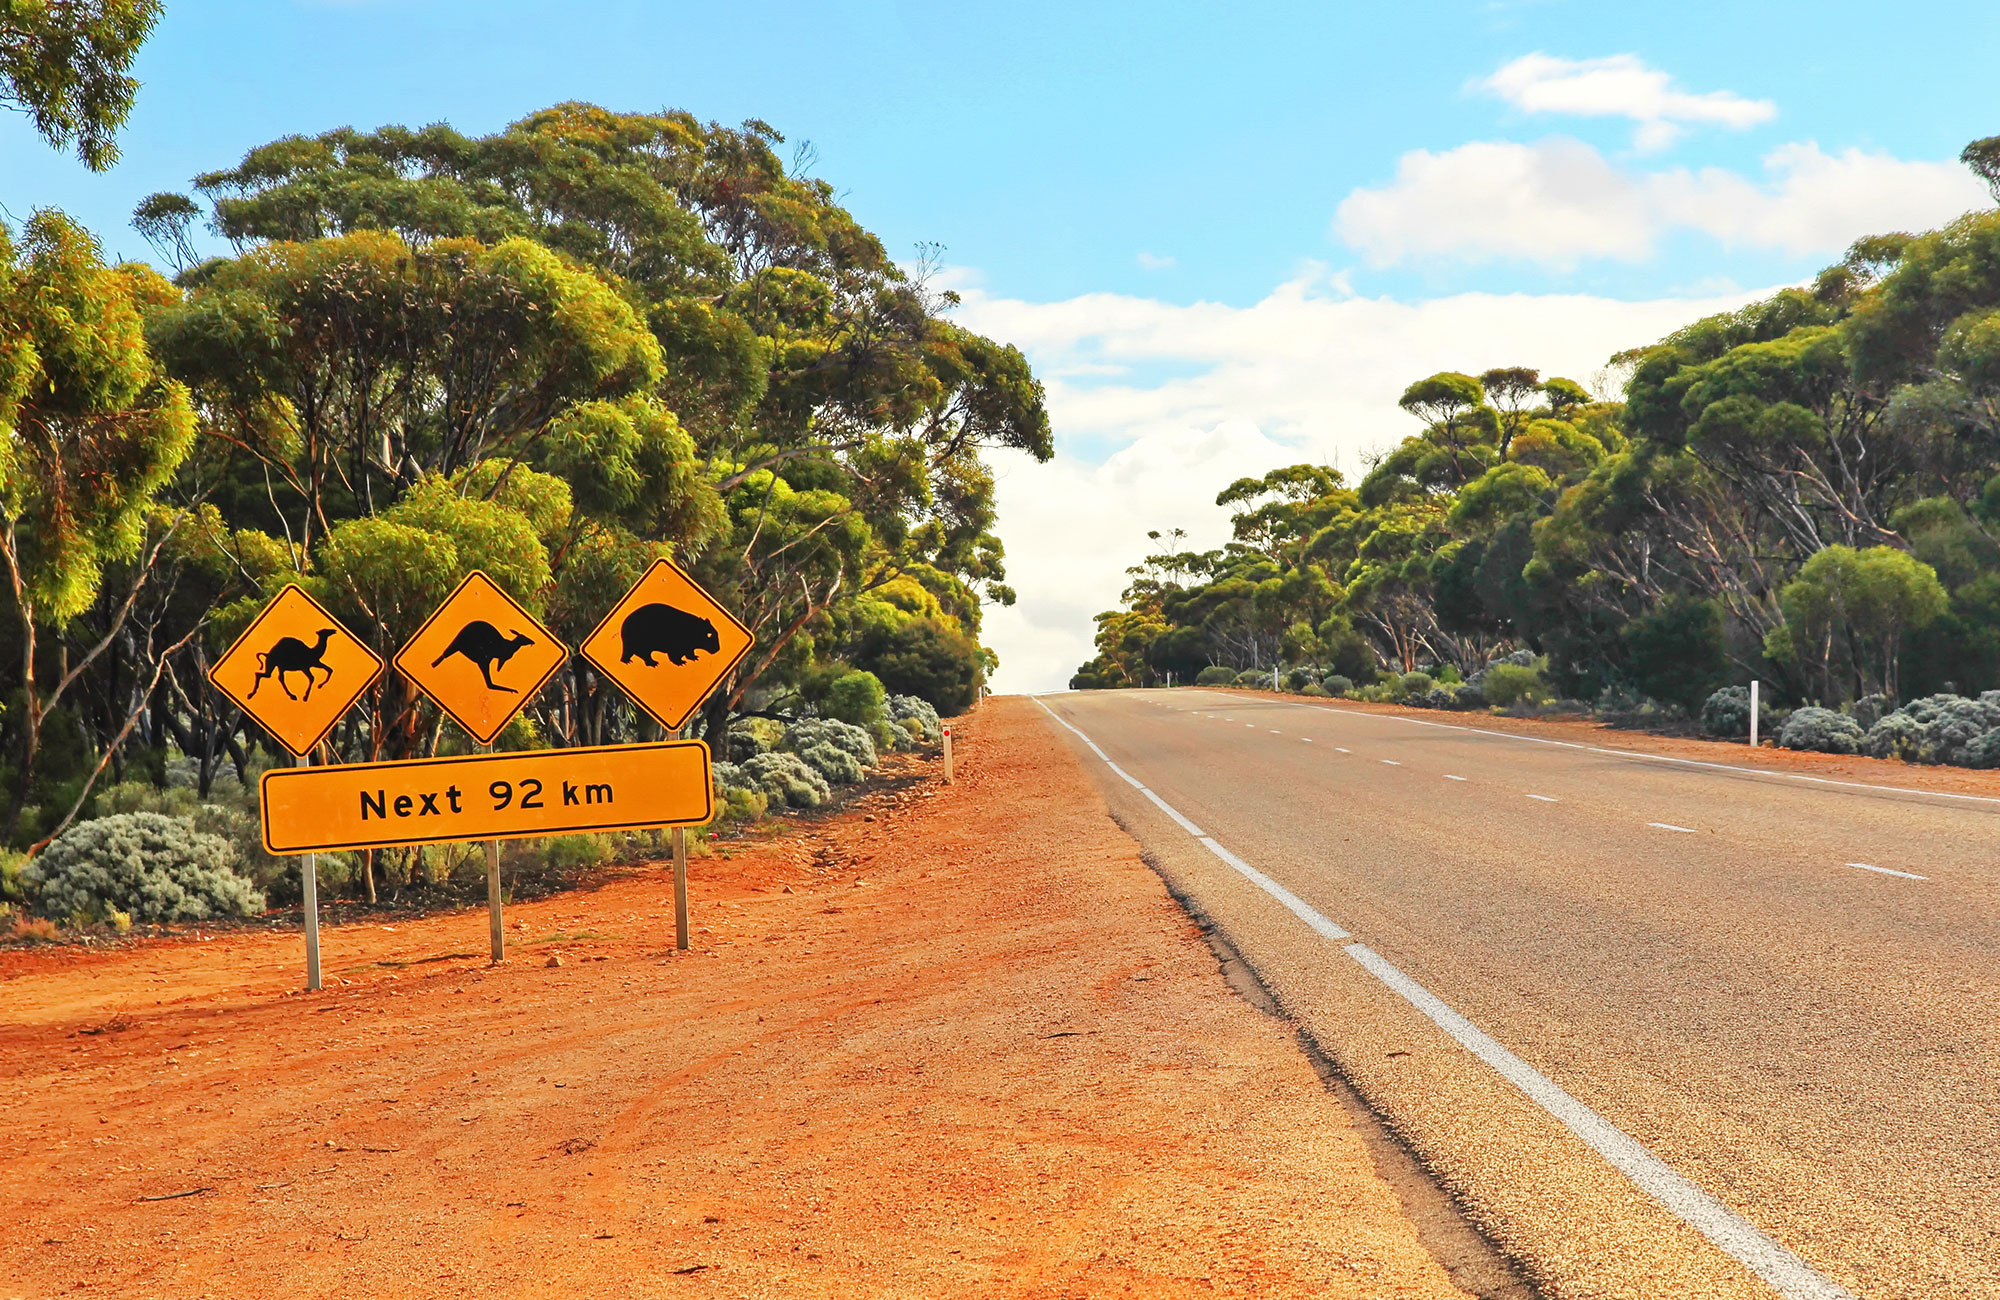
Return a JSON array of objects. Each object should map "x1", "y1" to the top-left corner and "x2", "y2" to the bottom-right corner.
[
  {"x1": 395, "y1": 570, "x2": 568, "y2": 745},
  {"x1": 578, "y1": 557, "x2": 754, "y2": 731},
  {"x1": 209, "y1": 585, "x2": 384, "y2": 757},
  {"x1": 260, "y1": 740, "x2": 714, "y2": 854}
]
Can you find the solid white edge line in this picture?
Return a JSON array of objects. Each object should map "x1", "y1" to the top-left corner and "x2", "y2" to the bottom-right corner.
[
  {"x1": 1035, "y1": 699, "x2": 1204, "y2": 837},
  {"x1": 1845, "y1": 862, "x2": 1929, "y2": 881},
  {"x1": 1218, "y1": 690, "x2": 2000, "y2": 809},
  {"x1": 1344, "y1": 943, "x2": 1856, "y2": 1300},
  {"x1": 1033, "y1": 693, "x2": 1856, "y2": 1300},
  {"x1": 1197, "y1": 837, "x2": 1351, "y2": 942}
]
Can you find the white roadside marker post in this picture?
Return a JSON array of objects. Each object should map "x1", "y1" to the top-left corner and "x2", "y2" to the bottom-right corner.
[
  {"x1": 672, "y1": 826, "x2": 689, "y2": 951},
  {"x1": 1750, "y1": 679, "x2": 1761, "y2": 748},
  {"x1": 943, "y1": 723, "x2": 954, "y2": 783},
  {"x1": 298, "y1": 750, "x2": 321, "y2": 991}
]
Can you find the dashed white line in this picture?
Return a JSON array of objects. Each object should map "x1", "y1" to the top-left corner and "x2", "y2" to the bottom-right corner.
[
  {"x1": 1381, "y1": 760, "x2": 1402, "y2": 766},
  {"x1": 1444, "y1": 774, "x2": 1468, "y2": 782},
  {"x1": 1270, "y1": 729, "x2": 1282, "y2": 734},
  {"x1": 1845, "y1": 862, "x2": 1928, "y2": 881},
  {"x1": 1649, "y1": 822, "x2": 1699, "y2": 833},
  {"x1": 1527, "y1": 794, "x2": 1560, "y2": 803},
  {"x1": 1031, "y1": 696, "x2": 1857, "y2": 1300},
  {"x1": 1335, "y1": 747, "x2": 1351, "y2": 754},
  {"x1": 1302, "y1": 738, "x2": 1314, "y2": 743}
]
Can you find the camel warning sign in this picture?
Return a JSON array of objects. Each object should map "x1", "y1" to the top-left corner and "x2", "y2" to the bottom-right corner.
[
  {"x1": 209, "y1": 585, "x2": 384, "y2": 757},
  {"x1": 578, "y1": 558, "x2": 754, "y2": 731},
  {"x1": 395, "y1": 571, "x2": 568, "y2": 745}
]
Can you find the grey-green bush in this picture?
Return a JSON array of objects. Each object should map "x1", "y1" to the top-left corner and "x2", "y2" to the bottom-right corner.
[
  {"x1": 1321, "y1": 674, "x2": 1353, "y2": 696},
  {"x1": 1300, "y1": 683, "x2": 1331, "y2": 698},
  {"x1": 1699, "y1": 685, "x2": 1777, "y2": 739},
  {"x1": 1453, "y1": 683, "x2": 1487, "y2": 710},
  {"x1": 726, "y1": 716, "x2": 786, "y2": 761},
  {"x1": 1400, "y1": 671, "x2": 1435, "y2": 696},
  {"x1": 1483, "y1": 663, "x2": 1549, "y2": 708},
  {"x1": 1861, "y1": 694, "x2": 2000, "y2": 765},
  {"x1": 1195, "y1": 666, "x2": 1235, "y2": 686},
  {"x1": 25, "y1": 813, "x2": 264, "y2": 923},
  {"x1": 740, "y1": 752, "x2": 831, "y2": 808},
  {"x1": 1777, "y1": 707, "x2": 1864, "y2": 755},
  {"x1": 1232, "y1": 669, "x2": 1270, "y2": 687},
  {"x1": 798, "y1": 741, "x2": 866, "y2": 785},
  {"x1": 1851, "y1": 694, "x2": 1892, "y2": 730},
  {"x1": 886, "y1": 694, "x2": 942, "y2": 744},
  {"x1": 786, "y1": 717, "x2": 877, "y2": 769}
]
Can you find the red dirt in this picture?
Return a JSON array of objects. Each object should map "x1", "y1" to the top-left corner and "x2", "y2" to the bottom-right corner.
[{"x1": 0, "y1": 697, "x2": 1469, "y2": 1300}]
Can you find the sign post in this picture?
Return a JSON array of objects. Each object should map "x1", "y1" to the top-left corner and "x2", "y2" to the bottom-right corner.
[
  {"x1": 943, "y1": 723, "x2": 954, "y2": 783},
  {"x1": 395, "y1": 571, "x2": 568, "y2": 964},
  {"x1": 208, "y1": 585, "x2": 383, "y2": 991},
  {"x1": 672, "y1": 827, "x2": 689, "y2": 950}
]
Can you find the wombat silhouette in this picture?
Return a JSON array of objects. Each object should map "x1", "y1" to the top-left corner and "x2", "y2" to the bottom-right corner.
[
  {"x1": 620, "y1": 602, "x2": 720, "y2": 667},
  {"x1": 433, "y1": 620, "x2": 535, "y2": 692},
  {"x1": 249, "y1": 628, "x2": 337, "y2": 702}
]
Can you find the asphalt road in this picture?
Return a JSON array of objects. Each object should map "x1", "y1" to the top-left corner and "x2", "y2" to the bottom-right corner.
[{"x1": 1034, "y1": 688, "x2": 2000, "y2": 1300}]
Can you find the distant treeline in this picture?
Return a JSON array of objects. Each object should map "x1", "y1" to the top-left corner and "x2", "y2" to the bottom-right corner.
[{"x1": 1075, "y1": 141, "x2": 2000, "y2": 716}]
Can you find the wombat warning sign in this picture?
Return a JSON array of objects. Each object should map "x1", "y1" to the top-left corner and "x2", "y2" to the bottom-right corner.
[{"x1": 579, "y1": 558, "x2": 754, "y2": 731}]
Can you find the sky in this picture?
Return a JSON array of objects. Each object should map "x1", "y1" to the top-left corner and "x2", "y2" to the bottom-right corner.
[{"x1": 7, "y1": 0, "x2": 1998, "y2": 692}]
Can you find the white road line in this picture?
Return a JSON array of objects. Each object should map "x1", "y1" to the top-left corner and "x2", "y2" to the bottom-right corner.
[
  {"x1": 1649, "y1": 822, "x2": 1699, "y2": 833},
  {"x1": 1302, "y1": 738, "x2": 1314, "y2": 743},
  {"x1": 1235, "y1": 691, "x2": 2000, "y2": 810},
  {"x1": 1381, "y1": 760, "x2": 1401, "y2": 766},
  {"x1": 1033, "y1": 696, "x2": 1856, "y2": 1300},
  {"x1": 1527, "y1": 794, "x2": 1560, "y2": 803},
  {"x1": 1271, "y1": 729, "x2": 1282, "y2": 734},
  {"x1": 1444, "y1": 774, "x2": 1468, "y2": 781},
  {"x1": 1845, "y1": 862, "x2": 1929, "y2": 881},
  {"x1": 1335, "y1": 747, "x2": 1351, "y2": 753}
]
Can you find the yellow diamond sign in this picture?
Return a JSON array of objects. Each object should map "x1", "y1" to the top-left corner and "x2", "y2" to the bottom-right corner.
[
  {"x1": 209, "y1": 585, "x2": 384, "y2": 758},
  {"x1": 394, "y1": 571, "x2": 568, "y2": 745},
  {"x1": 578, "y1": 558, "x2": 754, "y2": 731}
]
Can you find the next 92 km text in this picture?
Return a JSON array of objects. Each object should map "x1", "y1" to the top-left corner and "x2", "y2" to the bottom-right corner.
[{"x1": 260, "y1": 741, "x2": 714, "y2": 856}]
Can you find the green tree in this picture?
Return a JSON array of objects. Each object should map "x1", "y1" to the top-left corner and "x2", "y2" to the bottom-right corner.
[
  {"x1": 1766, "y1": 545, "x2": 1948, "y2": 701},
  {"x1": 1, "y1": 0, "x2": 160, "y2": 169}
]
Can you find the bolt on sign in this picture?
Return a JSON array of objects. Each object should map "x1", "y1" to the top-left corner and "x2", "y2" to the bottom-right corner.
[
  {"x1": 260, "y1": 740, "x2": 713, "y2": 854},
  {"x1": 394, "y1": 570, "x2": 569, "y2": 745},
  {"x1": 208, "y1": 585, "x2": 384, "y2": 757},
  {"x1": 578, "y1": 557, "x2": 755, "y2": 730}
]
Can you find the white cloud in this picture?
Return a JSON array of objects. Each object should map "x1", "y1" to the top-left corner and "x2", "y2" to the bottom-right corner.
[
  {"x1": 1136, "y1": 251, "x2": 1176, "y2": 271},
  {"x1": 1334, "y1": 138, "x2": 1987, "y2": 270},
  {"x1": 1479, "y1": 53, "x2": 1775, "y2": 152},
  {"x1": 957, "y1": 275, "x2": 1770, "y2": 694}
]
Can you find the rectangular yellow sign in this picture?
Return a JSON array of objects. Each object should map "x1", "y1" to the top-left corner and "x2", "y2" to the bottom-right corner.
[{"x1": 261, "y1": 741, "x2": 713, "y2": 855}]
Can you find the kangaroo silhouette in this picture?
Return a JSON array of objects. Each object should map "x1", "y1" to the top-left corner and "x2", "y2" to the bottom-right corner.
[
  {"x1": 249, "y1": 629, "x2": 337, "y2": 702},
  {"x1": 433, "y1": 620, "x2": 536, "y2": 692}
]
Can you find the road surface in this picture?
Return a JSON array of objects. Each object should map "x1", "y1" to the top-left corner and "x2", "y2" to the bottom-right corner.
[{"x1": 1035, "y1": 688, "x2": 2000, "y2": 1300}]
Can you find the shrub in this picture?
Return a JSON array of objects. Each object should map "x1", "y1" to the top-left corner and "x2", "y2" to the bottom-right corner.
[
  {"x1": 1966, "y1": 729, "x2": 2000, "y2": 769},
  {"x1": 720, "y1": 786, "x2": 768, "y2": 822},
  {"x1": 739, "y1": 752, "x2": 831, "y2": 808},
  {"x1": 1400, "y1": 671, "x2": 1435, "y2": 696},
  {"x1": 798, "y1": 741, "x2": 866, "y2": 785},
  {"x1": 1283, "y1": 667, "x2": 1317, "y2": 691},
  {"x1": 1232, "y1": 669, "x2": 1271, "y2": 687},
  {"x1": 1434, "y1": 665, "x2": 1463, "y2": 686},
  {"x1": 822, "y1": 670, "x2": 888, "y2": 727},
  {"x1": 1778, "y1": 707, "x2": 1864, "y2": 755},
  {"x1": 1321, "y1": 674, "x2": 1353, "y2": 696},
  {"x1": 1483, "y1": 663, "x2": 1550, "y2": 708},
  {"x1": 1411, "y1": 688, "x2": 1458, "y2": 710},
  {"x1": 1860, "y1": 694, "x2": 2000, "y2": 765},
  {"x1": 544, "y1": 834, "x2": 612, "y2": 871},
  {"x1": 726, "y1": 716, "x2": 786, "y2": 761},
  {"x1": 1851, "y1": 694, "x2": 1893, "y2": 730},
  {"x1": 856, "y1": 618, "x2": 983, "y2": 713},
  {"x1": 786, "y1": 717, "x2": 878, "y2": 769},
  {"x1": 25, "y1": 813, "x2": 264, "y2": 923},
  {"x1": 1699, "y1": 685, "x2": 1778, "y2": 739},
  {"x1": 1453, "y1": 683, "x2": 1487, "y2": 710},
  {"x1": 1195, "y1": 665, "x2": 1235, "y2": 686},
  {"x1": 0, "y1": 850, "x2": 27, "y2": 904},
  {"x1": 1300, "y1": 683, "x2": 1331, "y2": 698},
  {"x1": 886, "y1": 694, "x2": 942, "y2": 743}
]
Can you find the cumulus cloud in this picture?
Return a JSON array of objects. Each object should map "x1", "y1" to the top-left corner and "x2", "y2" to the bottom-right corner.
[
  {"x1": 1334, "y1": 138, "x2": 1987, "y2": 270},
  {"x1": 1479, "y1": 53, "x2": 1776, "y2": 152},
  {"x1": 954, "y1": 275, "x2": 1769, "y2": 693}
]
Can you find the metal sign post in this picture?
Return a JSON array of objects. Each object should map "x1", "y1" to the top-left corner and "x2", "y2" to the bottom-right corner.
[
  {"x1": 484, "y1": 741, "x2": 503, "y2": 965},
  {"x1": 298, "y1": 751, "x2": 322, "y2": 991},
  {"x1": 672, "y1": 827, "x2": 689, "y2": 951}
]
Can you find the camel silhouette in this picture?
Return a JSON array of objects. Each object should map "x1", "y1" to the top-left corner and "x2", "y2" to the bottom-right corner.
[
  {"x1": 249, "y1": 628, "x2": 337, "y2": 702},
  {"x1": 433, "y1": 620, "x2": 536, "y2": 692}
]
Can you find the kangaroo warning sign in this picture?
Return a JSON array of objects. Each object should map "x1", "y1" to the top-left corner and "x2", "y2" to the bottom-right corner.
[
  {"x1": 395, "y1": 571, "x2": 569, "y2": 745},
  {"x1": 209, "y1": 584, "x2": 384, "y2": 757},
  {"x1": 578, "y1": 557, "x2": 754, "y2": 731},
  {"x1": 260, "y1": 740, "x2": 714, "y2": 854}
]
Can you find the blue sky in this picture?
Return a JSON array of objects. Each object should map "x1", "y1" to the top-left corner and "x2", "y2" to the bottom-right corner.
[{"x1": 6, "y1": 0, "x2": 1997, "y2": 689}]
